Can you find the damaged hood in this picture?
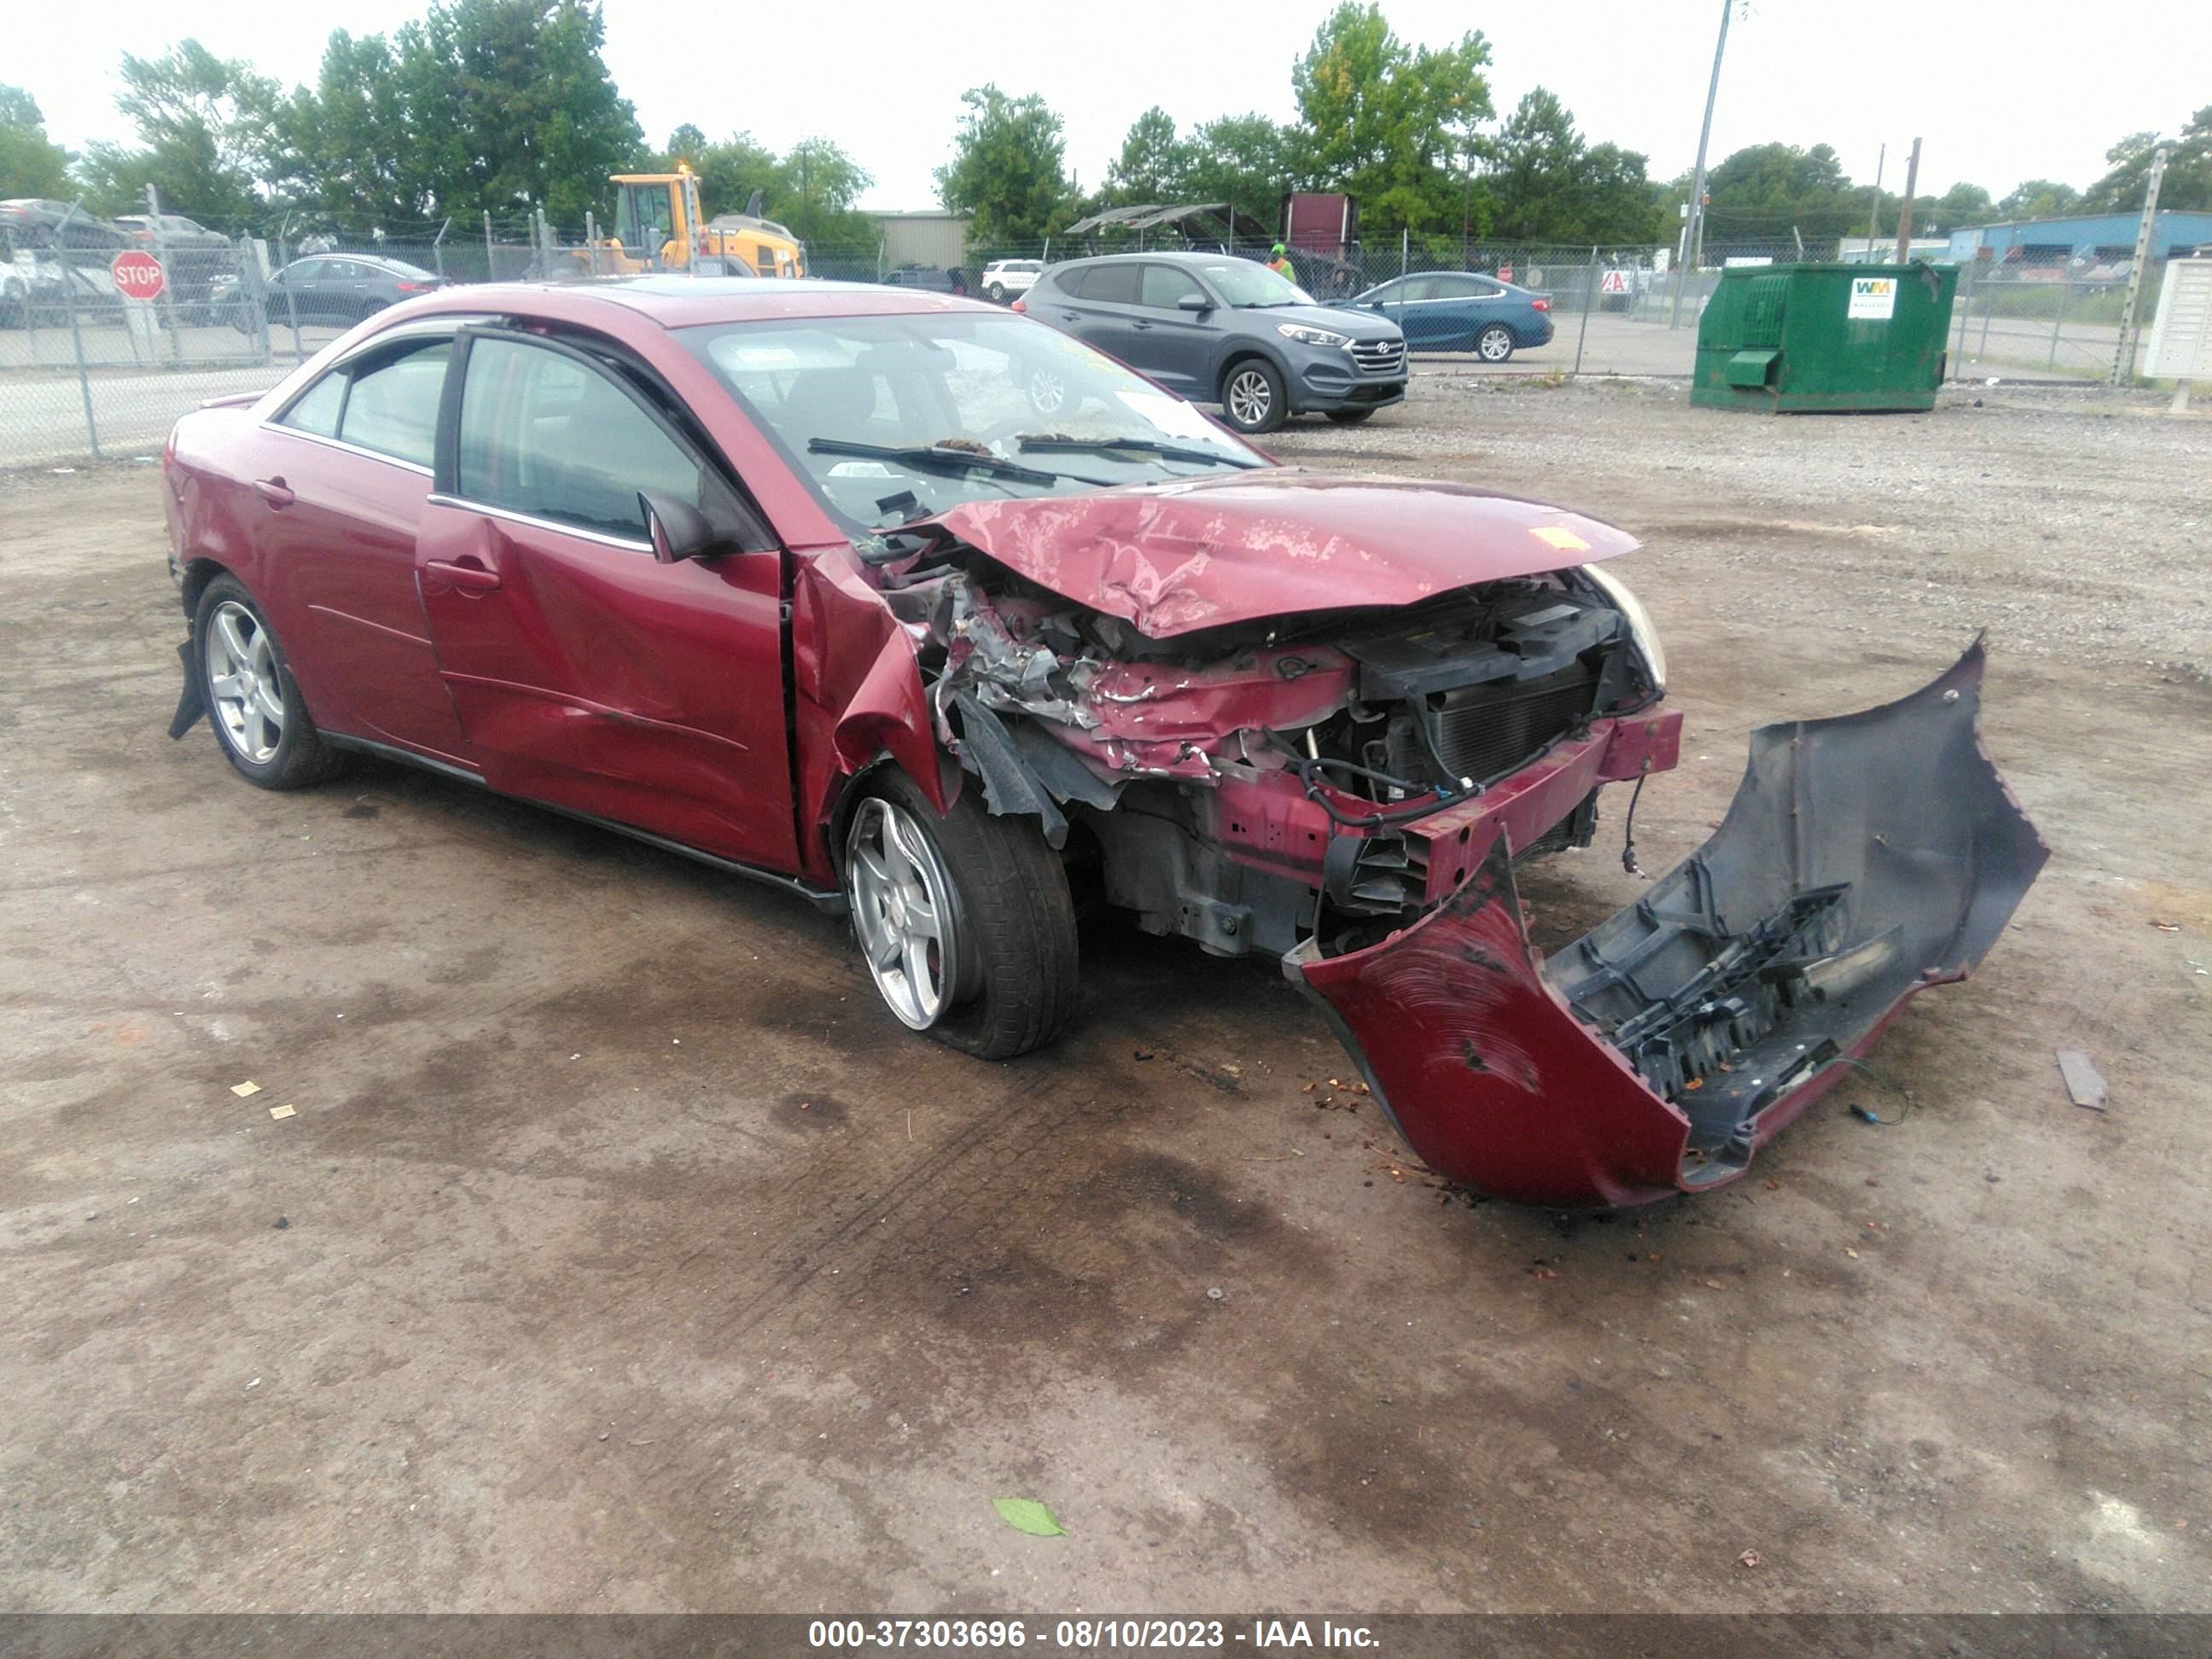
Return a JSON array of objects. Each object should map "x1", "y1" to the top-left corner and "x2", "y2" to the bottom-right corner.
[{"x1": 925, "y1": 472, "x2": 1639, "y2": 639}]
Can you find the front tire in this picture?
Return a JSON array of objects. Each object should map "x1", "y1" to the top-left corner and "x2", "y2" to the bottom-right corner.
[
  {"x1": 843, "y1": 771, "x2": 1078, "y2": 1060},
  {"x1": 1476, "y1": 323, "x2": 1516, "y2": 363},
  {"x1": 194, "y1": 575, "x2": 346, "y2": 789},
  {"x1": 1220, "y1": 357, "x2": 1287, "y2": 434}
]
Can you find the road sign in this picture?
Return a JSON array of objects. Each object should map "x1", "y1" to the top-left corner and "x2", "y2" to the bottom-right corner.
[{"x1": 111, "y1": 250, "x2": 166, "y2": 302}]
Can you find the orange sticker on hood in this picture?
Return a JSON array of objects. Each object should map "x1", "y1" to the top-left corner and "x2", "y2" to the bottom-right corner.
[{"x1": 1533, "y1": 525, "x2": 1592, "y2": 550}]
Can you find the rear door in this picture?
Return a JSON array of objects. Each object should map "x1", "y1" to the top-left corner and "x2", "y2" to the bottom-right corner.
[
  {"x1": 248, "y1": 331, "x2": 472, "y2": 760},
  {"x1": 413, "y1": 327, "x2": 798, "y2": 871},
  {"x1": 1051, "y1": 263, "x2": 1144, "y2": 362}
]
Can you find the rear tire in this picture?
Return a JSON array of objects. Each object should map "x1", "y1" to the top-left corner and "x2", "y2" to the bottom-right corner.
[
  {"x1": 1220, "y1": 357, "x2": 1287, "y2": 434},
  {"x1": 1476, "y1": 323, "x2": 1516, "y2": 363},
  {"x1": 987, "y1": 282, "x2": 1007, "y2": 303},
  {"x1": 193, "y1": 574, "x2": 347, "y2": 789},
  {"x1": 843, "y1": 770, "x2": 1078, "y2": 1060}
]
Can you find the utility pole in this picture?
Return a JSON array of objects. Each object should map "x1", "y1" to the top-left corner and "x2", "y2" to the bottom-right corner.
[
  {"x1": 2110, "y1": 144, "x2": 2168, "y2": 386},
  {"x1": 1892, "y1": 137, "x2": 1922, "y2": 264},
  {"x1": 1863, "y1": 143, "x2": 1885, "y2": 260},
  {"x1": 1670, "y1": 0, "x2": 1735, "y2": 328}
]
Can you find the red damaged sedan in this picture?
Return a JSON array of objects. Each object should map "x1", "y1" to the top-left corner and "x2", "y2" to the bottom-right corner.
[{"x1": 160, "y1": 278, "x2": 2045, "y2": 1206}]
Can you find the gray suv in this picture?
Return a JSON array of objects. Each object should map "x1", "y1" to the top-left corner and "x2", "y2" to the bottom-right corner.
[{"x1": 1020, "y1": 252, "x2": 1406, "y2": 433}]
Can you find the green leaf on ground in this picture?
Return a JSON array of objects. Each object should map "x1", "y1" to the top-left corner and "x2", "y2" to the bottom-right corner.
[{"x1": 992, "y1": 1497, "x2": 1065, "y2": 1537}]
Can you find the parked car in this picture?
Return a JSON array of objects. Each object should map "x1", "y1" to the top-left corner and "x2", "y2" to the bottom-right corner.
[
  {"x1": 981, "y1": 259, "x2": 1042, "y2": 302},
  {"x1": 0, "y1": 251, "x2": 119, "y2": 328},
  {"x1": 882, "y1": 263, "x2": 971, "y2": 296},
  {"x1": 1353, "y1": 271, "x2": 1555, "y2": 361},
  {"x1": 158, "y1": 277, "x2": 2043, "y2": 1206},
  {"x1": 243, "y1": 254, "x2": 446, "y2": 329},
  {"x1": 1018, "y1": 251, "x2": 1406, "y2": 433},
  {"x1": 0, "y1": 198, "x2": 131, "y2": 252},
  {"x1": 114, "y1": 212, "x2": 231, "y2": 252}
]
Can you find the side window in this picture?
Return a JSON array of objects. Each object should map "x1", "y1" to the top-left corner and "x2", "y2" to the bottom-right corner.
[
  {"x1": 283, "y1": 259, "x2": 325, "y2": 284},
  {"x1": 277, "y1": 371, "x2": 346, "y2": 439},
  {"x1": 1400, "y1": 276, "x2": 1441, "y2": 302},
  {"x1": 457, "y1": 335, "x2": 711, "y2": 543},
  {"x1": 1139, "y1": 265, "x2": 1206, "y2": 310},
  {"x1": 1365, "y1": 279, "x2": 1402, "y2": 304},
  {"x1": 337, "y1": 341, "x2": 450, "y2": 467},
  {"x1": 1080, "y1": 263, "x2": 1140, "y2": 305}
]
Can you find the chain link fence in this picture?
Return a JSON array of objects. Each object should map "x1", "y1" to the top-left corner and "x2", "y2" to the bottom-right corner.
[{"x1": 3, "y1": 208, "x2": 2182, "y2": 469}]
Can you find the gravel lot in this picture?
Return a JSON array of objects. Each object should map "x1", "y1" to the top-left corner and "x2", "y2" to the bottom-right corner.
[{"x1": 2, "y1": 378, "x2": 2208, "y2": 1616}]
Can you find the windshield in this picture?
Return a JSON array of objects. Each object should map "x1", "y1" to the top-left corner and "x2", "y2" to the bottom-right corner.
[
  {"x1": 1192, "y1": 259, "x2": 1314, "y2": 308},
  {"x1": 683, "y1": 311, "x2": 1266, "y2": 531}
]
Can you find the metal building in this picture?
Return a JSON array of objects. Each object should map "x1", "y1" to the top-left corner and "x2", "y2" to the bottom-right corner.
[{"x1": 1946, "y1": 212, "x2": 2212, "y2": 268}]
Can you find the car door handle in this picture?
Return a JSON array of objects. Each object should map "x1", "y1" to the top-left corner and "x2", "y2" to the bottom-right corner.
[
  {"x1": 252, "y1": 477, "x2": 294, "y2": 508},
  {"x1": 1060, "y1": 310, "x2": 1080, "y2": 321},
  {"x1": 424, "y1": 558, "x2": 502, "y2": 595},
  {"x1": 1131, "y1": 320, "x2": 1152, "y2": 331}
]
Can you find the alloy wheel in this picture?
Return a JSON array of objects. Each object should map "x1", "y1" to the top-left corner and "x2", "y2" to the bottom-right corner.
[
  {"x1": 1028, "y1": 366, "x2": 1068, "y2": 416},
  {"x1": 205, "y1": 600, "x2": 284, "y2": 765},
  {"x1": 847, "y1": 796, "x2": 963, "y2": 1031},
  {"x1": 1479, "y1": 327, "x2": 1514, "y2": 363},
  {"x1": 1227, "y1": 368, "x2": 1273, "y2": 428}
]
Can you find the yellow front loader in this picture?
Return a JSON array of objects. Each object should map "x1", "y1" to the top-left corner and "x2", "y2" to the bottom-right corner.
[{"x1": 579, "y1": 169, "x2": 806, "y2": 278}]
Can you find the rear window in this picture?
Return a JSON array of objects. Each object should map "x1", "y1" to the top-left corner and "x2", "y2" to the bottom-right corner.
[{"x1": 1073, "y1": 263, "x2": 1138, "y2": 305}]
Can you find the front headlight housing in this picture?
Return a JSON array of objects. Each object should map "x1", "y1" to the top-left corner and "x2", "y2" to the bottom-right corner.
[
  {"x1": 1276, "y1": 322, "x2": 1351, "y2": 349},
  {"x1": 1582, "y1": 564, "x2": 1668, "y2": 697}
]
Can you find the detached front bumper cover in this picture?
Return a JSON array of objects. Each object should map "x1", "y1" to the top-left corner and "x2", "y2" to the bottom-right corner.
[{"x1": 1288, "y1": 641, "x2": 2047, "y2": 1207}]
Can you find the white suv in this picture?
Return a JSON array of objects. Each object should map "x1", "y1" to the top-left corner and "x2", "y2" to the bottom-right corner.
[{"x1": 981, "y1": 259, "x2": 1043, "y2": 303}]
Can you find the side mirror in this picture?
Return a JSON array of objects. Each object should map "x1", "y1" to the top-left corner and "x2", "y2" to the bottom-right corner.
[
  {"x1": 1177, "y1": 293, "x2": 1212, "y2": 312},
  {"x1": 639, "y1": 490, "x2": 724, "y2": 564}
]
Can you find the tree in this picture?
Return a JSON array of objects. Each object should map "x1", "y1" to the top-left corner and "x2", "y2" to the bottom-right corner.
[
  {"x1": 1289, "y1": 3, "x2": 1492, "y2": 236},
  {"x1": 2081, "y1": 108, "x2": 2212, "y2": 214},
  {"x1": 1182, "y1": 114, "x2": 1300, "y2": 224},
  {"x1": 269, "y1": 32, "x2": 420, "y2": 222},
  {"x1": 1926, "y1": 180, "x2": 1994, "y2": 231},
  {"x1": 1102, "y1": 107, "x2": 1195, "y2": 206},
  {"x1": 934, "y1": 86, "x2": 1075, "y2": 244},
  {"x1": 0, "y1": 84, "x2": 72, "y2": 201},
  {"x1": 770, "y1": 137, "x2": 874, "y2": 247},
  {"x1": 386, "y1": 0, "x2": 642, "y2": 222},
  {"x1": 1996, "y1": 178, "x2": 2080, "y2": 220},
  {"x1": 1694, "y1": 141, "x2": 1862, "y2": 242},
  {"x1": 76, "y1": 40, "x2": 281, "y2": 219},
  {"x1": 1475, "y1": 90, "x2": 1660, "y2": 246}
]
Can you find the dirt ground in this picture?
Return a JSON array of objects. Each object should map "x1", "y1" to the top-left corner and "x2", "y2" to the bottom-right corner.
[{"x1": 2, "y1": 377, "x2": 2208, "y2": 1615}]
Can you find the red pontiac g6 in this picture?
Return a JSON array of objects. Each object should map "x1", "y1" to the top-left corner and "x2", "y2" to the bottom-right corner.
[{"x1": 160, "y1": 279, "x2": 2045, "y2": 1206}]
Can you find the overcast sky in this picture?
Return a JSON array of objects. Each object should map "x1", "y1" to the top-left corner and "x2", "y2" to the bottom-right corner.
[{"x1": 22, "y1": 0, "x2": 2209, "y2": 215}]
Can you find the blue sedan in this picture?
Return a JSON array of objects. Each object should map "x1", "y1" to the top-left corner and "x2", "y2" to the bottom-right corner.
[{"x1": 1353, "y1": 272, "x2": 1555, "y2": 361}]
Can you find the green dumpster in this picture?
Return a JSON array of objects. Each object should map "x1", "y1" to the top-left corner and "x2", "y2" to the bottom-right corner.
[{"x1": 1691, "y1": 262, "x2": 1958, "y2": 413}]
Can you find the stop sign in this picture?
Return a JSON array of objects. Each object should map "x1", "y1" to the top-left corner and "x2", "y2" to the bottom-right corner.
[{"x1": 111, "y1": 250, "x2": 166, "y2": 302}]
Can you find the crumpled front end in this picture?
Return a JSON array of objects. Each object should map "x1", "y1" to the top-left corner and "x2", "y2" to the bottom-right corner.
[{"x1": 1288, "y1": 641, "x2": 2047, "y2": 1206}]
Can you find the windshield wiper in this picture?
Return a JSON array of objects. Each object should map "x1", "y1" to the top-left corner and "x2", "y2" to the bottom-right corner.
[
  {"x1": 806, "y1": 437, "x2": 1112, "y2": 488},
  {"x1": 1016, "y1": 435, "x2": 1260, "y2": 469}
]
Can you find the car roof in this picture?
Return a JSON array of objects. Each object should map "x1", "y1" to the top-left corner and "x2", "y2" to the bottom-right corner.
[
  {"x1": 1051, "y1": 250, "x2": 1254, "y2": 268},
  {"x1": 394, "y1": 276, "x2": 1001, "y2": 331}
]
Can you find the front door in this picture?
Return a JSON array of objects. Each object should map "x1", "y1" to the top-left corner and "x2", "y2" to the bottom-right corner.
[
  {"x1": 414, "y1": 329, "x2": 797, "y2": 871},
  {"x1": 1121, "y1": 264, "x2": 1217, "y2": 397}
]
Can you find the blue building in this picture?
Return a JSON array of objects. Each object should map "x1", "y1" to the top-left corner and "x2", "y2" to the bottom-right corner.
[{"x1": 1947, "y1": 212, "x2": 2212, "y2": 267}]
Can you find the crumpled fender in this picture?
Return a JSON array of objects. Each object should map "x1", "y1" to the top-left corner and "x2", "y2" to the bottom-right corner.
[
  {"x1": 1287, "y1": 640, "x2": 2048, "y2": 1206},
  {"x1": 790, "y1": 551, "x2": 952, "y2": 881}
]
